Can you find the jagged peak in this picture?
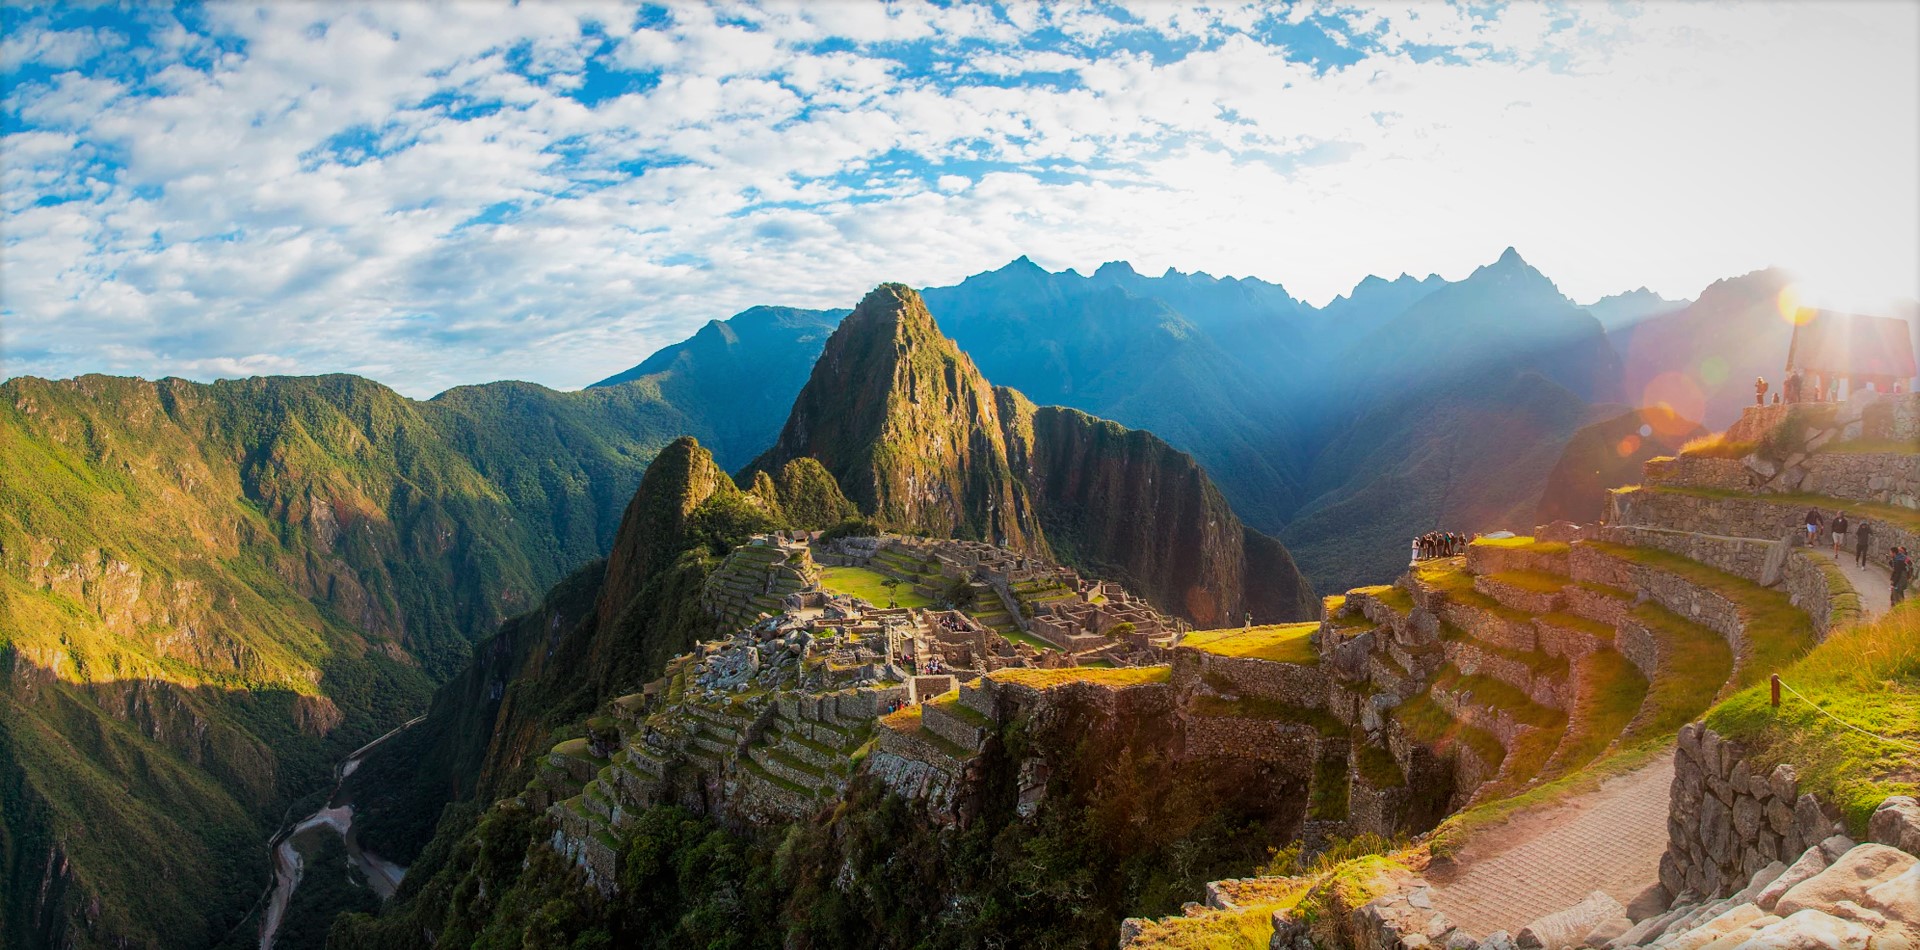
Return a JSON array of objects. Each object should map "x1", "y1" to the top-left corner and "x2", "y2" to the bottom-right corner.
[{"x1": 1093, "y1": 260, "x2": 1138, "y2": 279}]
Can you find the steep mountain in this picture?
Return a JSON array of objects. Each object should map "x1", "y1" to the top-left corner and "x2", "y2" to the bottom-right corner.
[
  {"x1": 0, "y1": 373, "x2": 690, "y2": 949},
  {"x1": 1534, "y1": 405, "x2": 1704, "y2": 525},
  {"x1": 588, "y1": 305, "x2": 845, "y2": 470},
  {"x1": 1608, "y1": 268, "x2": 1794, "y2": 430},
  {"x1": 1582, "y1": 287, "x2": 1688, "y2": 332},
  {"x1": 747, "y1": 283, "x2": 1317, "y2": 627},
  {"x1": 344, "y1": 437, "x2": 756, "y2": 864},
  {"x1": 1280, "y1": 250, "x2": 1625, "y2": 590}
]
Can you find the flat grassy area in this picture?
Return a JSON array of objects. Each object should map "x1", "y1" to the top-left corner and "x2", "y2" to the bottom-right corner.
[
  {"x1": 1677, "y1": 433, "x2": 1760, "y2": 459},
  {"x1": 1394, "y1": 693, "x2": 1506, "y2": 771},
  {"x1": 1547, "y1": 650, "x2": 1649, "y2": 776},
  {"x1": 989, "y1": 664, "x2": 1172, "y2": 690},
  {"x1": 819, "y1": 565, "x2": 932, "y2": 608},
  {"x1": 1538, "y1": 611, "x2": 1617, "y2": 645},
  {"x1": 1414, "y1": 562, "x2": 1534, "y2": 622},
  {"x1": 1182, "y1": 623, "x2": 1320, "y2": 665},
  {"x1": 1484, "y1": 570, "x2": 1571, "y2": 595},
  {"x1": 1588, "y1": 541, "x2": 1817, "y2": 685},
  {"x1": 1631, "y1": 600, "x2": 1735, "y2": 734},
  {"x1": 1189, "y1": 693, "x2": 1350, "y2": 737},
  {"x1": 1706, "y1": 602, "x2": 1920, "y2": 835},
  {"x1": 991, "y1": 625, "x2": 1057, "y2": 653},
  {"x1": 1356, "y1": 744, "x2": 1405, "y2": 788},
  {"x1": 1470, "y1": 536, "x2": 1570, "y2": 554}
]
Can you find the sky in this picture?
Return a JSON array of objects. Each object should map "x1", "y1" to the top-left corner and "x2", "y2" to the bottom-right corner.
[{"x1": 3, "y1": 1, "x2": 1917, "y2": 397}]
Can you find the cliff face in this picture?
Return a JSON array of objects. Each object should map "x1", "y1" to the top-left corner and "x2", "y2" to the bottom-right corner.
[
  {"x1": 748, "y1": 284, "x2": 1042, "y2": 551},
  {"x1": 749, "y1": 283, "x2": 1315, "y2": 625}
]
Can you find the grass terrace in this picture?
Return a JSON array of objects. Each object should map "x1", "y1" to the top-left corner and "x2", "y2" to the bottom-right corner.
[
  {"x1": 1484, "y1": 570, "x2": 1572, "y2": 595},
  {"x1": 1182, "y1": 623, "x2": 1320, "y2": 665},
  {"x1": 1677, "y1": 432, "x2": 1760, "y2": 459},
  {"x1": 1706, "y1": 602, "x2": 1920, "y2": 834},
  {"x1": 1548, "y1": 651, "x2": 1649, "y2": 774},
  {"x1": 1431, "y1": 666, "x2": 1567, "y2": 730},
  {"x1": 1645, "y1": 485, "x2": 1920, "y2": 535},
  {"x1": 1412, "y1": 562, "x2": 1531, "y2": 622},
  {"x1": 1393, "y1": 694, "x2": 1505, "y2": 772},
  {"x1": 1439, "y1": 622, "x2": 1570, "y2": 678},
  {"x1": 1469, "y1": 536, "x2": 1570, "y2": 555},
  {"x1": 925, "y1": 691, "x2": 993, "y2": 730},
  {"x1": 1631, "y1": 600, "x2": 1735, "y2": 734},
  {"x1": 1310, "y1": 756, "x2": 1350, "y2": 820},
  {"x1": 1537, "y1": 611, "x2": 1617, "y2": 645},
  {"x1": 989, "y1": 664, "x2": 1172, "y2": 690},
  {"x1": 1351, "y1": 584, "x2": 1414, "y2": 614},
  {"x1": 819, "y1": 565, "x2": 932, "y2": 608},
  {"x1": 1587, "y1": 541, "x2": 1817, "y2": 684}
]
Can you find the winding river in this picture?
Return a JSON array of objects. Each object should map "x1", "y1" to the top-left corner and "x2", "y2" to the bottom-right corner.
[{"x1": 259, "y1": 715, "x2": 424, "y2": 950}]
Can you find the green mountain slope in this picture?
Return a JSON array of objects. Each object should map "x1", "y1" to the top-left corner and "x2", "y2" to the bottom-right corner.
[{"x1": 0, "y1": 372, "x2": 685, "y2": 949}]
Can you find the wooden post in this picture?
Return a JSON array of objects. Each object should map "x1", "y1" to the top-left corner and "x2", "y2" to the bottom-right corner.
[{"x1": 1771, "y1": 674, "x2": 1782, "y2": 709}]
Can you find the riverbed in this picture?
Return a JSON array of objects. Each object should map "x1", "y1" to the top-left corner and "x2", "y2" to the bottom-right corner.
[{"x1": 259, "y1": 715, "x2": 423, "y2": 950}]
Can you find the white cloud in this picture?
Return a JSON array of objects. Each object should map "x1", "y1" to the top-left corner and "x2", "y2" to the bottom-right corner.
[{"x1": 1, "y1": 0, "x2": 1915, "y2": 397}]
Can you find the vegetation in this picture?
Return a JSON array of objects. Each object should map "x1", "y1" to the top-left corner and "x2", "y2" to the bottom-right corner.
[
  {"x1": 1677, "y1": 433, "x2": 1760, "y2": 459},
  {"x1": 1181, "y1": 623, "x2": 1320, "y2": 665},
  {"x1": 1630, "y1": 600, "x2": 1735, "y2": 735},
  {"x1": 1650, "y1": 485, "x2": 1920, "y2": 535},
  {"x1": 1588, "y1": 541, "x2": 1816, "y2": 685},
  {"x1": 1548, "y1": 650, "x2": 1650, "y2": 775},
  {"x1": 1706, "y1": 602, "x2": 1920, "y2": 834},
  {"x1": 1439, "y1": 622, "x2": 1570, "y2": 677},
  {"x1": 1391, "y1": 694, "x2": 1505, "y2": 771},
  {"x1": 1431, "y1": 665, "x2": 1566, "y2": 730},
  {"x1": 1351, "y1": 584, "x2": 1413, "y2": 614},
  {"x1": 1308, "y1": 756, "x2": 1350, "y2": 820},
  {"x1": 819, "y1": 566, "x2": 931, "y2": 608},
  {"x1": 1469, "y1": 536, "x2": 1569, "y2": 555},
  {"x1": 990, "y1": 665, "x2": 1173, "y2": 689},
  {"x1": 1484, "y1": 569, "x2": 1571, "y2": 595}
]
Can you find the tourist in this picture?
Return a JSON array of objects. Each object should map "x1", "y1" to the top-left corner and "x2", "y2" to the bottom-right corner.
[
  {"x1": 1892, "y1": 547, "x2": 1912, "y2": 607},
  {"x1": 1857, "y1": 521, "x2": 1875, "y2": 567},
  {"x1": 1755, "y1": 377, "x2": 1768, "y2": 406},
  {"x1": 1831, "y1": 513, "x2": 1849, "y2": 555},
  {"x1": 1410, "y1": 537, "x2": 1420, "y2": 565},
  {"x1": 1804, "y1": 509, "x2": 1824, "y2": 547},
  {"x1": 1771, "y1": 392, "x2": 1781, "y2": 405}
]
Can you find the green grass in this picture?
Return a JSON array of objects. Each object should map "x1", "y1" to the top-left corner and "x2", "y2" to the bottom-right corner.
[
  {"x1": 1537, "y1": 611, "x2": 1617, "y2": 645},
  {"x1": 1484, "y1": 570, "x2": 1571, "y2": 595},
  {"x1": 1432, "y1": 665, "x2": 1566, "y2": 729},
  {"x1": 1310, "y1": 755, "x2": 1351, "y2": 820},
  {"x1": 1439, "y1": 622, "x2": 1569, "y2": 677},
  {"x1": 1393, "y1": 694, "x2": 1505, "y2": 771},
  {"x1": 1546, "y1": 650, "x2": 1649, "y2": 776},
  {"x1": 1352, "y1": 584, "x2": 1413, "y2": 614},
  {"x1": 1182, "y1": 623, "x2": 1320, "y2": 665},
  {"x1": 1413, "y1": 562, "x2": 1534, "y2": 622},
  {"x1": 1356, "y1": 744, "x2": 1405, "y2": 788},
  {"x1": 989, "y1": 664, "x2": 1172, "y2": 689},
  {"x1": 1470, "y1": 536, "x2": 1571, "y2": 554},
  {"x1": 1678, "y1": 433, "x2": 1760, "y2": 459},
  {"x1": 1480, "y1": 722, "x2": 1567, "y2": 797},
  {"x1": 1706, "y1": 602, "x2": 1920, "y2": 835},
  {"x1": 818, "y1": 565, "x2": 933, "y2": 608},
  {"x1": 926, "y1": 692, "x2": 993, "y2": 730},
  {"x1": 1189, "y1": 694, "x2": 1350, "y2": 737},
  {"x1": 1630, "y1": 600, "x2": 1735, "y2": 735},
  {"x1": 1588, "y1": 541, "x2": 1817, "y2": 685},
  {"x1": 992, "y1": 626, "x2": 1057, "y2": 653}
]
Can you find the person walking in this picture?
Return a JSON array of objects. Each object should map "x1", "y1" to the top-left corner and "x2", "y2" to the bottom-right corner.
[
  {"x1": 1857, "y1": 521, "x2": 1875, "y2": 568},
  {"x1": 1804, "y1": 508, "x2": 1824, "y2": 547},
  {"x1": 1831, "y1": 513, "x2": 1849, "y2": 555},
  {"x1": 1893, "y1": 547, "x2": 1912, "y2": 607},
  {"x1": 1755, "y1": 377, "x2": 1768, "y2": 406}
]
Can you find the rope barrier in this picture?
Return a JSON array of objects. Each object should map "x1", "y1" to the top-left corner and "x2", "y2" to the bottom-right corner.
[{"x1": 1773, "y1": 674, "x2": 1920, "y2": 752}]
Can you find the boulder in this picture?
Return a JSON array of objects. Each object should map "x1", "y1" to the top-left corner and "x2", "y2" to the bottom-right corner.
[
  {"x1": 1773, "y1": 843, "x2": 1916, "y2": 916},
  {"x1": 1735, "y1": 908, "x2": 1875, "y2": 949},
  {"x1": 1795, "y1": 794, "x2": 1839, "y2": 846},
  {"x1": 1662, "y1": 903, "x2": 1763, "y2": 950},
  {"x1": 1869, "y1": 795, "x2": 1920, "y2": 854},
  {"x1": 1756, "y1": 846, "x2": 1831, "y2": 911},
  {"x1": 1516, "y1": 891, "x2": 1624, "y2": 949},
  {"x1": 1581, "y1": 917, "x2": 1630, "y2": 948},
  {"x1": 1865, "y1": 861, "x2": 1920, "y2": 925}
]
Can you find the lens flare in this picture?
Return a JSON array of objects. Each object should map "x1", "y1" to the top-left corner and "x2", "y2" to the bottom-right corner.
[
  {"x1": 1616, "y1": 434, "x2": 1643, "y2": 457},
  {"x1": 1776, "y1": 286, "x2": 1815, "y2": 326},
  {"x1": 1642, "y1": 373, "x2": 1705, "y2": 435},
  {"x1": 1698, "y1": 355, "x2": 1729, "y2": 388}
]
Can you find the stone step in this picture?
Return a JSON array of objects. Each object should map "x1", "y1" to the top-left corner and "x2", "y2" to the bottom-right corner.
[{"x1": 749, "y1": 745, "x2": 832, "y2": 791}]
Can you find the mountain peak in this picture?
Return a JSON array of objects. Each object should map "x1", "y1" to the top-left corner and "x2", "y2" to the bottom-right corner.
[
  {"x1": 1498, "y1": 245, "x2": 1525, "y2": 265},
  {"x1": 1094, "y1": 260, "x2": 1138, "y2": 280}
]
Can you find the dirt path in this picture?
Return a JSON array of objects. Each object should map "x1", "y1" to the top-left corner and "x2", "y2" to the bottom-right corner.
[
  {"x1": 1807, "y1": 548, "x2": 1896, "y2": 621},
  {"x1": 1426, "y1": 754, "x2": 1675, "y2": 937}
]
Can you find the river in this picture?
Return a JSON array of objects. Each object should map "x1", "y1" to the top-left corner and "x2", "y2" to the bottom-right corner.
[{"x1": 259, "y1": 715, "x2": 424, "y2": 950}]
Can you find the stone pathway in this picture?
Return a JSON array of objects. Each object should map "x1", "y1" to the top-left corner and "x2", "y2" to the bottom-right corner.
[
  {"x1": 1806, "y1": 548, "x2": 1896, "y2": 622},
  {"x1": 1426, "y1": 754, "x2": 1676, "y2": 937}
]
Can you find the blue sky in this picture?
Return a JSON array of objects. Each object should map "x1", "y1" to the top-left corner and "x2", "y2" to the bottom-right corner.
[{"x1": 3, "y1": 1, "x2": 1916, "y2": 396}]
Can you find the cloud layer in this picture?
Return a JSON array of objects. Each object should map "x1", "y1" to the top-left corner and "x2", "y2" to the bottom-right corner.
[{"x1": 3, "y1": 1, "x2": 1915, "y2": 396}]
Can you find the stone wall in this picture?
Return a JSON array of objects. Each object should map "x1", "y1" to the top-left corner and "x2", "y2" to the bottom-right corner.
[
  {"x1": 1181, "y1": 715, "x2": 1325, "y2": 764},
  {"x1": 1610, "y1": 486, "x2": 1918, "y2": 575},
  {"x1": 1170, "y1": 646, "x2": 1329, "y2": 709},
  {"x1": 1642, "y1": 455, "x2": 1756, "y2": 493},
  {"x1": 1569, "y1": 544, "x2": 1749, "y2": 663},
  {"x1": 1601, "y1": 525, "x2": 1861, "y2": 635},
  {"x1": 1661, "y1": 723, "x2": 1846, "y2": 900},
  {"x1": 1465, "y1": 542, "x2": 1571, "y2": 577}
]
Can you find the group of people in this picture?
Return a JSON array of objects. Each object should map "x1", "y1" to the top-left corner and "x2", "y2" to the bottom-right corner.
[
  {"x1": 1756, "y1": 372, "x2": 1906, "y2": 406},
  {"x1": 1805, "y1": 508, "x2": 1910, "y2": 606},
  {"x1": 1411, "y1": 531, "x2": 1471, "y2": 562}
]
